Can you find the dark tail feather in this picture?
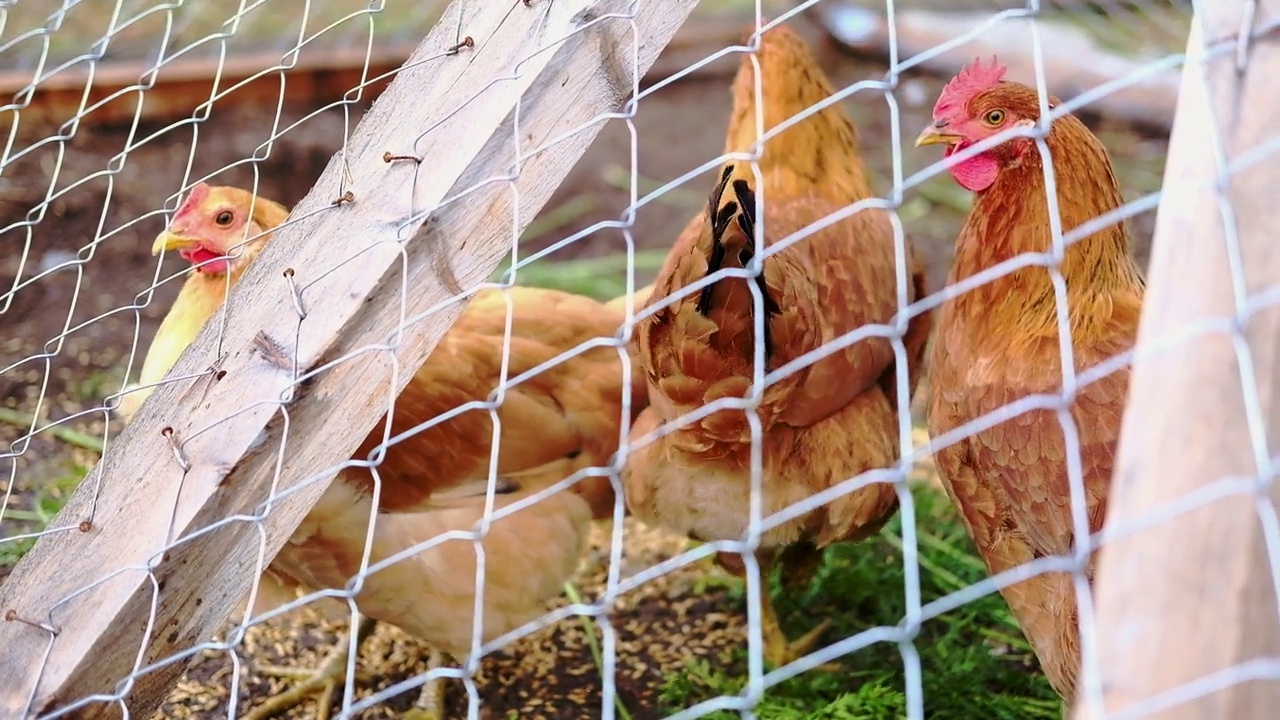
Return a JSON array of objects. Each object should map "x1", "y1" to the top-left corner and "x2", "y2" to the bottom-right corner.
[
  {"x1": 696, "y1": 166, "x2": 738, "y2": 316},
  {"x1": 695, "y1": 165, "x2": 782, "y2": 364},
  {"x1": 728, "y1": 177, "x2": 781, "y2": 364}
]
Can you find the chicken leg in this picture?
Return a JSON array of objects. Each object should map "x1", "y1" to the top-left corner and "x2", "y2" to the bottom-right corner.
[
  {"x1": 688, "y1": 545, "x2": 840, "y2": 668},
  {"x1": 755, "y1": 580, "x2": 833, "y2": 668},
  {"x1": 751, "y1": 553, "x2": 840, "y2": 671},
  {"x1": 241, "y1": 615, "x2": 379, "y2": 720},
  {"x1": 402, "y1": 647, "x2": 451, "y2": 720}
]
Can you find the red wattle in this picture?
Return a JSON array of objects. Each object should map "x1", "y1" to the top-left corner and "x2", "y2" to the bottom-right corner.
[
  {"x1": 944, "y1": 142, "x2": 999, "y2": 193},
  {"x1": 179, "y1": 246, "x2": 230, "y2": 274}
]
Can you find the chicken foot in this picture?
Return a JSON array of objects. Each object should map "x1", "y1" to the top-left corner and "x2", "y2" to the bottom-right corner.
[
  {"x1": 242, "y1": 615, "x2": 379, "y2": 720},
  {"x1": 752, "y1": 553, "x2": 842, "y2": 672},
  {"x1": 402, "y1": 647, "x2": 451, "y2": 720},
  {"x1": 755, "y1": 583, "x2": 836, "y2": 669},
  {"x1": 687, "y1": 545, "x2": 841, "y2": 669}
]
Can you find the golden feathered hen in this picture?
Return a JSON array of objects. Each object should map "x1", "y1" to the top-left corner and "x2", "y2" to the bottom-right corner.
[
  {"x1": 622, "y1": 22, "x2": 933, "y2": 668},
  {"x1": 115, "y1": 183, "x2": 289, "y2": 423},
  {"x1": 916, "y1": 59, "x2": 1144, "y2": 708},
  {"x1": 121, "y1": 184, "x2": 645, "y2": 719}
]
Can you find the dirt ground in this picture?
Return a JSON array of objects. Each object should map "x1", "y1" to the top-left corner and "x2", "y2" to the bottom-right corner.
[
  {"x1": 156, "y1": 521, "x2": 750, "y2": 720},
  {"x1": 1, "y1": 7, "x2": 1170, "y2": 720}
]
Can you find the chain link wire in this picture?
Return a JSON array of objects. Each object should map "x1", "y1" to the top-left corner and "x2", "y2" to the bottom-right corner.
[{"x1": 2, "y1": 0, "x2": 1275, "y2": 718}]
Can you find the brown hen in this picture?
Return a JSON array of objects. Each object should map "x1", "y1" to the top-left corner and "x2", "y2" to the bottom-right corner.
[
  {"x1": 122, "y1": 185, "x2": 644, "y2": 719},
  {"x1": 622, "y1": 22, "x2": 933, "y2": 668},
  {"x1": 916, "y1": 58, "x2": 1144, "y2": 708}
]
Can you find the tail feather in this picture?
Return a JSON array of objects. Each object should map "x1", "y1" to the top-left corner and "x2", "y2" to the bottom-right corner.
[
  {"x1": 723, "y1": 21, "x2": 870, "y2": 200},
  {"x1": 729, "y1": 177, "x2": 782, "y2": 363},
  {"x1": 695, "y1": 165, "x2": 781, "y2": 364},
  {"x1": 695, "y1": 166, "x2": 739, "y2": 316}
]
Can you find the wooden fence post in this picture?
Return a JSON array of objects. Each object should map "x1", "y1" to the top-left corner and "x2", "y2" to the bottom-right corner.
[
  {"x1": 1078, "y1": 2, "x2": 1280, "y2": 718},
  {"x1": 0, "y1": 1, "x2": 698, "y2": 717}
]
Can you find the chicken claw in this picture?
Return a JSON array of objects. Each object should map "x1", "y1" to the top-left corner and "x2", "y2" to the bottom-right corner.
[
  {"x1": 241, "y1": 616, "x2": 378, "y2": 720},
  {"x1": 707, "y1": 549, "x2": 841, "y2": 671},
  {"x1": 757, "y1": 592, "x2": 841, "y2": 672}
]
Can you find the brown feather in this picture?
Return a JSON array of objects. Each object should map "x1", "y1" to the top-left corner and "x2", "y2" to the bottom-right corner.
[
  {"x1": 624, "y1": 23, "x2": 931, "y2": 570},
  {"x1": 345, "y1": 286, "x2": 641, "y2": 516},
  {"x1": 264, "y1": 475, "x2": 592, "y2": 661},
  {"x1": 926, "y1": 80, "x2": 1144, "y2": 703}
]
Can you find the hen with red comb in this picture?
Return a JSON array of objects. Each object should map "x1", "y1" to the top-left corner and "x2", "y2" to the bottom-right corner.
[
  {"x1": 915, "y1": 63, "x2": 1146, "y2": 710},
  {"x1": 152, "y1": 182, "x2": 285, "y2": 276}
]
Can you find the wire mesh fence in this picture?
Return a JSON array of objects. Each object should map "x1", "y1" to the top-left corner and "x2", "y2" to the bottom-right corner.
[{"x1": 1, "y1": 0, "x2": 1277, "y2": 719}]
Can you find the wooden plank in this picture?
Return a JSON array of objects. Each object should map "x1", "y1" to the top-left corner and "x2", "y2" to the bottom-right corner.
[
  {"x1": 1077, "y1": 3, "x2": 1280, "y2": 718},
  {"x1": 0, "y1": 1, "x2": 699, "y2": 717},
  {"x1": 0, "y1": 42, "x2": 421, "y2": 128},
  {"x1": 0, "y1": 10, "x2": 750, "y2": 130}
]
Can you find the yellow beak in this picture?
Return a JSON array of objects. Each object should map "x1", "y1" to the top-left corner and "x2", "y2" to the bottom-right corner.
[
  {"x1": 151, "y1": 229, "x2": 201, "y2": 256},
  {"x1": 914, "y1": 124, "x2": 963, "y2": 148}
]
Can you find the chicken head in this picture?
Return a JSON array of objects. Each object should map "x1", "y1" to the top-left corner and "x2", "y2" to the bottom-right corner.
[
  {"x1": 914, "y1": 57, "x2": 1062, "y2": 193},
  {"x1": 152, "y1": 182, "x2": 284, "y2": 277}
]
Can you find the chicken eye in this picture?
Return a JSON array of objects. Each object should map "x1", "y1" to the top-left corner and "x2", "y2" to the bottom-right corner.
[
  {"x1": 983, "y1": 109, "x2": 1006, "y2": 126},
  {"x1": 215, "y1": 210, "x2": 234, "y2": 226}
]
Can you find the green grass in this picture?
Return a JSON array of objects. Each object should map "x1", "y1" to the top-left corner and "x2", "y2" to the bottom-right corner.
[
  {"x1": 70, "y1": 368, "x2": 124, "y2": 405},
  {"x1": 491, "y1": 248, "x2": 669, "y2": 302},
  {"x1": 1050, "y1": 2, "x2": 1192, "y2": 60},
  {"x1": 0, "y1": 461, "x2": 89, "y2": 568},
  {"x1": 566, "y1": 580, "x2": 635, "y2": 720},
  {"x1": 658, "y1": 487, "x2": 1061, "y2": 719}
]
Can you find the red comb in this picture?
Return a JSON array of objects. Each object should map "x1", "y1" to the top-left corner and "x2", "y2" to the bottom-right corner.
[
  {"x1": 934, "y1": 56, "x2": 1007, "y2": 116},
  {"x1": 172, "y1": 182, "x2": 211, "y2": 223}
]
